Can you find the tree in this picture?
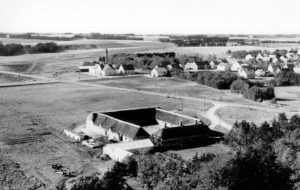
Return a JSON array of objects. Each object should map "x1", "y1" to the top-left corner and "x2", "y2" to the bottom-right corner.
[{"x1": 219, "y1": 149, "x2": 293, "y2": 190}]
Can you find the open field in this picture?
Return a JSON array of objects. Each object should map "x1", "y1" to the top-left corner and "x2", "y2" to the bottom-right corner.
[
  {"x1": 141, "y1": 44, "x2": 300, "y2": 57},
  {"x1": 0, "y1": 82, "x2": 213, "y2": 189},
  {"x1": 97, "y1": 76, "x2": 267, "y2": 107},
  {"x1": 215, "y1": 106, "x2": 278, "y2": 126},
  {"x1": 275, "y1": 86, "x2": 300, "y2": 112}
]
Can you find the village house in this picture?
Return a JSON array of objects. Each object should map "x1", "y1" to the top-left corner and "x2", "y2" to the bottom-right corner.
[
  {"x1": 209, "y1": 61, "x2": 219, "y2": 69},
  {"x1": 151, "y1": 67, "x2": 168, "y2": 77},
  {"x1": 245, "y1": 54, "x2": 254, "y2": 61},
  {"x1": 100, "y1": 64, "x2": 116, "y2": 76},
  {"x1": 184, "y1": 61, "x2": 198, "y2": 70},
  {"x1": 293, "y1": 64, "x2": 300, "y2": 74},
  {"x1": 217, "y1": 62, "x2": 231, "y2": 71},
  {"x1": 238, "y1": 66, "x2": 255, "y2": 79},
  {"x1": 255, "y1": 69, "x2": 266, "y2": 77},
  {"x1": 280, "y1": 55, "x2": 288, "y2": 63},
  {"x1": 118, "y1": 64, "x2": 135, "y2": 75},
  {"x1": 231, "y1": 60, "x2": 243, "y2": 71},
  {"x1": 267, "y1": 64, "x2": 281, "y2": 75}
]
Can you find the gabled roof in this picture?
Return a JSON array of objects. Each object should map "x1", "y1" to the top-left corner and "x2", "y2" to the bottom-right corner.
[
  {"x1": 121, "y1": 64, "x2": 135, "y2": 71},
  {"x1": 152, "y1": 124, "x2": 210, "y2": 140},
  {"x1": 92, "y1": 113, "x2": 149, "y2": 140}
]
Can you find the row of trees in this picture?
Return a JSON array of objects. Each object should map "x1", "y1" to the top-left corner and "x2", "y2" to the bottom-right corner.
[
  {"x1": 193, "y1": 71, "x2": 238, "y2": 89},
  {"x1": 0, "y1": 42, "x2": 61, "y2": 56},
  {"x1": 69, "y1": 158, "x2": 137, "y2": 190},
  {"x1": 275, "y1": 70, "x2": 300, "y2": 86},
  {"x1": 230, "y1": 79, "x2": 275, "y2": 101},
  {"x1": 169, "y1": 35, "x2": 229, "y2": 47}
]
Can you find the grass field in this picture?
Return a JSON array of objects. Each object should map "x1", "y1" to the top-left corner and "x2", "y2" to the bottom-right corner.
[
  {"x1": 275, "y1": 86, "x2": 300, "y2": 112},
  {"x1": 215, "y1": 106, "x2": 277, "y2": 126},
  {"x1": 97, "y1": 76, "x2": 264, "y2": 107},
  {"x1": 141, "y1": 44, "x2": 300, "y2": 58},
  {"x1": 0, "y1": 82, "x2": 213, "y2": 189}
]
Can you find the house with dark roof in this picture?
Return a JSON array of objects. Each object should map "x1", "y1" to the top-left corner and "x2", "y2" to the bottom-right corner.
[{"x1": 118, "y1": 64, "x2": 135, "y2": 75}]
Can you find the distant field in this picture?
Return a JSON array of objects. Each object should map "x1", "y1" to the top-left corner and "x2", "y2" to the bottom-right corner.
[
  {"x1": 0, "y1": 41, "x2": 171, "y2": 76},
  {"x1": 141, "y1": 44, "x2": 300, "y2": 57},
  {"x1": 140, "y1": 45, "x2": 270, "y2": 57}
]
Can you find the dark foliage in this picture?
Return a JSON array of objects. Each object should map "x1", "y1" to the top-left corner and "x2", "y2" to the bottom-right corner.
[
  {"x1": 195, "y1": 71, "x2": 238, "y2": 89},
  {"x1": 0, "y1": 42, "x2": 61, "y2": 56}
]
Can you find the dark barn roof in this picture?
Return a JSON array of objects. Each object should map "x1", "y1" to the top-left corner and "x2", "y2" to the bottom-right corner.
[
  {"x1": 92, "y1": 113, "x2": 149, "y2": 140},
  {"x1": 153, "y1": 124, "x2": 210, "y2": 140}
]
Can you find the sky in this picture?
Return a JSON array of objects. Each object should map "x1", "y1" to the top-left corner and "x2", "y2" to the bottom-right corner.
[{"x1": 1, "y1": 0, "x2": 300, "y2": 34}]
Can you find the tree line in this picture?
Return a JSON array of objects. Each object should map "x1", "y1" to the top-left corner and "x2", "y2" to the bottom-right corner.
[{"x1": 0, "y1": 42, "x2": 61, "y2": 56}]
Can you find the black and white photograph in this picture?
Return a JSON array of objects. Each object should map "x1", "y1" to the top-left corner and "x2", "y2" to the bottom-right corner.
[{"x1": 1, "y1": 0, "x2": 300, "y2": 189}]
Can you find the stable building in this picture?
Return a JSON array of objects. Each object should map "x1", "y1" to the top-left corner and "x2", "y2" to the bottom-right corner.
[{"x1": 85, "y1": 107, "x2": 204, "y2": 142}]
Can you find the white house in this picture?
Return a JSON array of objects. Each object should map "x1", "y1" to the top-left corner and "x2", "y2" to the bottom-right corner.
[
  {"x1": 217, "y1": 63, "x2": 231, "y2": 71},
  {"x1": 238, "y1": 66, "x2": 255, "y2": 79},
  {"x1": 267, "y1": 64, "x2": 281, "y2": 75},
  {"x1": 118, "y1": 64, "x2": 135, "y2": 75},
  {"x1": 255, "y1": 69, "x2": 266, "y2": 77},
  {"x1": 184, "y1": 61, "x2": 198, "y2": 70},
  {"x1": 100, "y1": 64, "x2": 116, "y2": 76},
  {"x1": 280, "y1": 55, "x2": 288, "y2": 63},
  {"x1": 231, "y1": 60, "x2": 243, "y2": 71},
  {"x1": 293, "y1": 65, "x2": 300, "y2": 74},
  {"x1": 210, "y1": 61, "x2": 219, "y2": 69},
  {"x1": 256, "y1": 53, "x2": 264, "y2": 60},
  {"x1": 245, "y1": 54, "x2": 254, "y2": 60},
  {"x1": 151, "y1": 67, "x2": 168, "y2": 77}
]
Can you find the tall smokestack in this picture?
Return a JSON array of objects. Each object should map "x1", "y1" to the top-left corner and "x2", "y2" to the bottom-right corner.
[{"x1": 106, "y1": 49, "x2": 108, "y2": 64}]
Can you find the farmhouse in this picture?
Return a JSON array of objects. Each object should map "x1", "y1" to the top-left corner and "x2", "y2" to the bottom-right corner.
[
  {"x1": 118, "y1": 64, "x2": 135, "y2": 75},
  {"x1": 151, "y1": 67, "x2": 168, "y2": 77},
  {"x1": 85, "y1": 107, "x2": 204, "y2": 142}
]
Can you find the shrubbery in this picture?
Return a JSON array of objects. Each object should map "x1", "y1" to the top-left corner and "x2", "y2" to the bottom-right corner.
[
  {"x1": 230, "y1": 79, "x2": 275, "y2": 101},
  {"x1": 195, "y1": 71, "x2": 238, "y2": 89},
  {"x1": 275, "y1": 70, "x2": 300, "y2": 86}
]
